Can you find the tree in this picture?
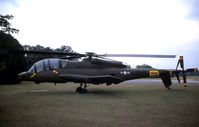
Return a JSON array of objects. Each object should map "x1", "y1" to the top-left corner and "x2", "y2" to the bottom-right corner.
[
  {"x1": 23, "y1": 45, "x2": 75, "y2": 69},
  {"x1": 0, "y1": 31, "x2": 25, "y2": 84},
  {"x1": 0, "y1": 14, "x2": 19, "y2": 34},
  {"x1": 55, "y1": 45, "x2": 73, "y2": 52},
  {"x1": 0, "y1": 14, "x2": 25, "y2": 84}
]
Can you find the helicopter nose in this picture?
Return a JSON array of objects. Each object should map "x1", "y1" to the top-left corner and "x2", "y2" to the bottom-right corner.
[{"x1": 18, "y1": 71, "x2": 28, "y2": 81}]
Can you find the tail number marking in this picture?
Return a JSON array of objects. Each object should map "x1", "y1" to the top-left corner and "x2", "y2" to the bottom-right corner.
[{"x1": 149, "y1": 70, "x2": 159, "y2": 77}]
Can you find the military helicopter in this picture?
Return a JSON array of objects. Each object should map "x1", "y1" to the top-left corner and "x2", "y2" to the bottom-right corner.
[{"x1": 17, "y1": 51, "x2": 197, "y2": 93}]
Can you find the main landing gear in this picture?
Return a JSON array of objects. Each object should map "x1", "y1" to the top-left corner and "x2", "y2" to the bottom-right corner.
[{"x1": 76, "y1": 83, "x2": 88, "y2": 94}]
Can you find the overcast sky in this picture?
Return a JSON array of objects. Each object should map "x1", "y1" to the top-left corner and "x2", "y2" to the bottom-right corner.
[{"x1": 0, "y1": 0, "x2": 199, "y2": 69}]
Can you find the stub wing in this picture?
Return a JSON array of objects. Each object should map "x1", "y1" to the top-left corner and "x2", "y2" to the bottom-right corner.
[
  {"x1": 87, "y1": 75, "x2": 122, "y2": 85},
  {"x1": 59, "y1": 74, "x2": 122, "y2": 85}
]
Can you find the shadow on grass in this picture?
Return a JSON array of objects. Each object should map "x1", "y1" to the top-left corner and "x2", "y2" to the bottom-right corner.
[
  {"x1": 27, "y1": 89, "x2": 131, "y2": 98},
  {"x1": 88, "y1": 89, "x2": 126, "y2": 96}
]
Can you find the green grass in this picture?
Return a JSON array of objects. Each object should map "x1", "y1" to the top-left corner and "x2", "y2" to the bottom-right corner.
[{"x1": 0, "y1": 81, "x2": 199, "y2": 127}]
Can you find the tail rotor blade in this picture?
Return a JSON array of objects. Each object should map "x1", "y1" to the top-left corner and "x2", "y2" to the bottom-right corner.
[
  {"x1": 175, "y1": 74, "x2": 181, "y2": 83},
  {"x1": 179, "y1": 56, "x2": 187, "y2": 84},
  {"x1": 179, "y1": 56, "x2": 184, "y2": 69},
  {"x1": 176, "y1": 59, "x2": 180, "y2": 70},
  {"x1": 176, "y1": 56, "x2": 184, "y2": 70},
  {"x1": 183, "y1": 74, "x2": 187, "y2": 83}
]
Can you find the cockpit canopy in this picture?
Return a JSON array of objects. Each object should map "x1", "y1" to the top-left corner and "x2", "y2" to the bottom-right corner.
[{"x1": 28, "y1": 58, "x2": 68, "y2": 73}]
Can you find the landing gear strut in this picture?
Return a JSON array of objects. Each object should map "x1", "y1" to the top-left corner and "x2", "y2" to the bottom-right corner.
[{"x1": 76, "y1": 83, "x2": 88, "y2": 94}]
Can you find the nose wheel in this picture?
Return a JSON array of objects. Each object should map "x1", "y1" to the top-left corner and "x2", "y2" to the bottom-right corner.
[{"x1": 76, "y1": 83, "x2": 88, "y2": 94}]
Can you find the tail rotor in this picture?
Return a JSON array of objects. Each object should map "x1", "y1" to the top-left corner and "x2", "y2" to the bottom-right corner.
[
  {"x1": 175, "y1": 56, "x2": 187, "y2": 86},
  {"x1": 175, "y1": 73, "x2": 181, "y2": 83}
]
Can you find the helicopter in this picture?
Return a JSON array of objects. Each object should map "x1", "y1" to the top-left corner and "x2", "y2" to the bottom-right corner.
[{"x1": 17, "y1": 51, "x2": 198, "y2": 93}]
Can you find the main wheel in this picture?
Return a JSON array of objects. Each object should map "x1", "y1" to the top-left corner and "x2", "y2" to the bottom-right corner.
[
  {"x1": 76, "y1": 87, "x2": 83, "y2": 93},
  {"x1": 82, "y1": 88, "x2": 88, "y2": 94},
  {"x1": 75, "y1": 87, "x2": 88, "y2": 94}
]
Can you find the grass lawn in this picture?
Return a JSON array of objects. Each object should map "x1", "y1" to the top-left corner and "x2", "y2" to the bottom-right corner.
[{"x1": 0, "y1": 80, "x2": 199, "y2": 127}]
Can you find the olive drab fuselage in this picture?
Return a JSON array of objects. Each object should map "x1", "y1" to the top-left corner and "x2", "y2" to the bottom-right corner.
[{"x1": 18, "y1": 57, "x2": 172, "y2": 88}]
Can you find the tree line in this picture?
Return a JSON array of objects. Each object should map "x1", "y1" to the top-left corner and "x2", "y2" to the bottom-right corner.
[{"x1": 23, "y1": 44, "x2": 74, "y2": 69}]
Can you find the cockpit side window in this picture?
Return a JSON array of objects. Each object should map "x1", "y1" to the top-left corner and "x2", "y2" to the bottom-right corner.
[
  {"x1": 44, "y1": 59, "x2": 50, "y2": 71},
  {"x1": 49, "y1": 59, "x2": 60, "y2": 69},
  {"x1": 35, "y1": 60, "x2": 44, "y2": 72},
  {"x1": 28, "y1": 65, "x2": 35, "y2": 73},
  {"x1": 28, "y1": 59, "x2": 68, "y2": 73}
]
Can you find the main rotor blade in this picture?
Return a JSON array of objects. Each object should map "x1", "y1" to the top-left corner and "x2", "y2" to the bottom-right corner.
[
  {"x1": 16, "y1": 50, "x2": 82, "y2": 56},
  {"x1": 104, "y1": 54, "x2": 176, "y2": 58},
  {"x1": 1, "y1": 49, "x2": 176, "y2": 58},
  {"x1": 0, "y1": 49, "x2": 85, "y2": 56}
]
